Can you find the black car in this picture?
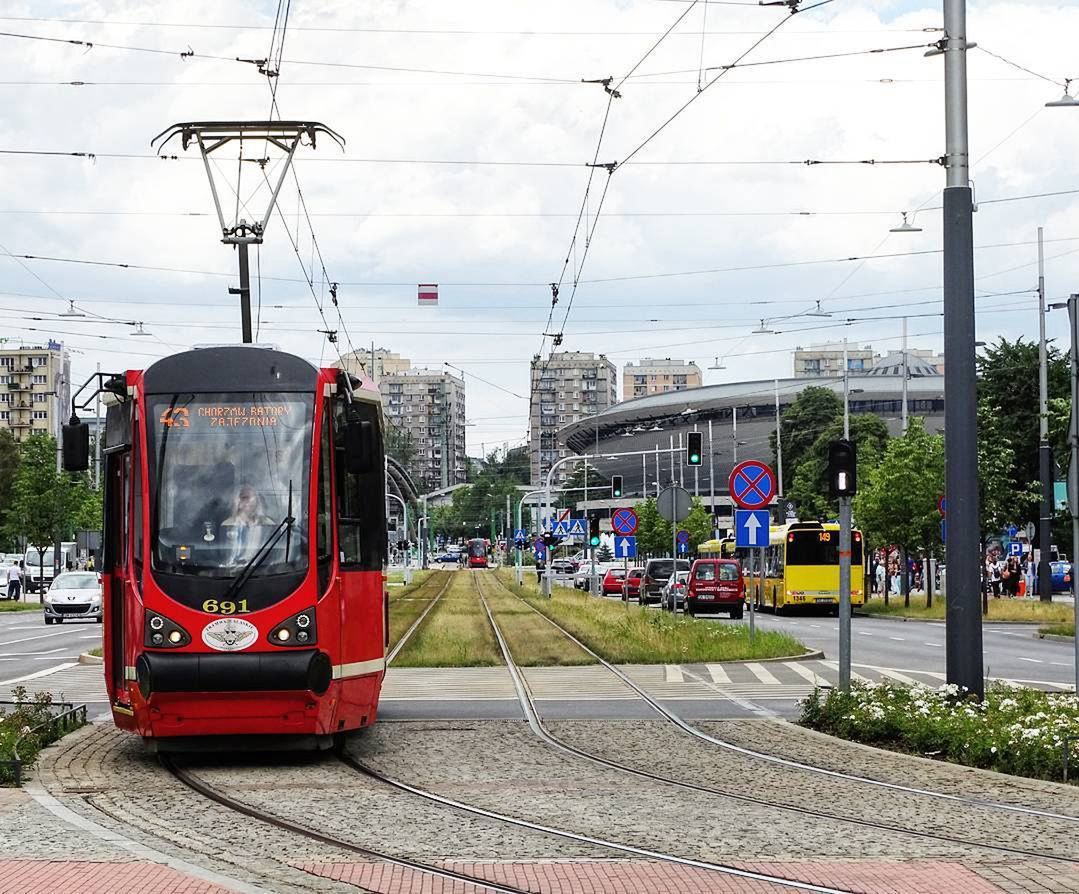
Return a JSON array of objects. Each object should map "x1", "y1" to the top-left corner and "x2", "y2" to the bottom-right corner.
[{"x1": 640, "y1": 558, "x2": 691, "y2": 604}]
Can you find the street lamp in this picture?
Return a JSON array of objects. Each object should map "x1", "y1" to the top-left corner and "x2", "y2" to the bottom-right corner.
[
  {"x1": 1046, "y1": 79, "x2": 1079, "y2": 107},
  {"x1": 889, "y1": 212, "x2": 923, "y2": 234}
]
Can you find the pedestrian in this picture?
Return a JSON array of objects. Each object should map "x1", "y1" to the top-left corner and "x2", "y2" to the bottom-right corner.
[
  {"x1": 989, "y1": 553, "x2": 1002, "y2": 597},
  {"x1": 874, "y1": 559, "x2": 886, "y2": 596},
  {"x1": 1003, "y1": 556, "x2": 1021, "y2": 598},
  {"x1": 6, "y1": 559, "x2": 21, "y2": 601},
  {"x1": 87, "y1": 554, "x2": 95, "y2": 572},
  {"x1": 1023, "y1": 555, "x2": 1034, "y2": 598},
  {"x1": 535, "y1": 558, "x2": 545, "y2": 585}
]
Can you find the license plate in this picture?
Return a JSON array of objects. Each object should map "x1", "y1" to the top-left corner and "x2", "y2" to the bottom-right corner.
[
  {"x1": 698, "y1": 594, "x2": 713, "y2": 600},
  {"x1": 815, "y1": 597, "x2": 833, "y2": 604}
]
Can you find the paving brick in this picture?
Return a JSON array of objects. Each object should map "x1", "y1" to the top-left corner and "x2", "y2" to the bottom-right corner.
[{"x1": 0, "y1": 860, "x2": 238, "y2": 894}]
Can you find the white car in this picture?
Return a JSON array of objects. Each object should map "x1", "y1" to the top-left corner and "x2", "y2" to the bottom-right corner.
[{"x1": 43, "y1": 572, "x2": 102, "y2": 625}]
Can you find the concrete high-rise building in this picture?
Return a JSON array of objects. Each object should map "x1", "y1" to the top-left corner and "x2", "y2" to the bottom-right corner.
[
  {"x1": 529, "y1": 351, "x2": 617, "y2": 486},
  {"x1": 0, "y1": 340, "x2": 71, "y2": 444},
  {"x1": 380, "y1": 368, "x2": 467, "y2": 493},
  {"x1": 337, "y1": 347, "x2": 411, "y2": 385},
  {"x1": 623, "y1": 358, "x2": 702, "y2": 400},
  {"x1": 793, "y1": 343, "x2": 876, "y2": 377}
]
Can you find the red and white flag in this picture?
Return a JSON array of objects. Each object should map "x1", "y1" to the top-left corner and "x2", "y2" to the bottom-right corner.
[{"x1": 418, "y1": 283, "x2": 438, "y2": 306}]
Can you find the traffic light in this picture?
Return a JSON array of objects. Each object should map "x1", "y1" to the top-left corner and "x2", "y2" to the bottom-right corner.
[
  {"x1": 828, "y1": 439, "x2": 857, "y2": 497},
  {"x1": 589, "y1": 516, "x2": 601, "y2": 548},
  {"x1": 542, "y1": 531, "x2": 560, "y2": 549},
  {"x1": 686, "y1": 431, "x2": 703, "y2": 466},
  {"x1": 611, "y1": 475, "x2": 623, "y2": 499}
]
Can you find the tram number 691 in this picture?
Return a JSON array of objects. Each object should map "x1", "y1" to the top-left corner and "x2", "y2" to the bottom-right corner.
[{"x1": 201, "y1": 599, "x2": 249, "y2": 615}]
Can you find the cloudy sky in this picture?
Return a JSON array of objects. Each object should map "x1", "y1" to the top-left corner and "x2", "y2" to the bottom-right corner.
[{"x1": 1, "y1": 0, "x2": 1077, "y2": 454}]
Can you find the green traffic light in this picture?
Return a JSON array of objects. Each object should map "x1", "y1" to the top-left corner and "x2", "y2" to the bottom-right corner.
[
  {"x1": 590, "y1": 537, "x2": 600, "y2": 547},
  {"x1": 690, "y1": 453, "x2": 700, "y2": 464}
]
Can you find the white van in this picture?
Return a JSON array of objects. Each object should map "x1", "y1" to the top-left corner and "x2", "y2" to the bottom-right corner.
[{"x1": 23, "y1": 542, "x2": 78, "y2": 593}]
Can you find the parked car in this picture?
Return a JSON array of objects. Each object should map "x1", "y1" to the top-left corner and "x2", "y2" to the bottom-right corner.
[
  {"x1": 601, "y1": 567, "x2": 627, "y2": 596},
  {"x1": 661, "y1": 571, "x2": 690, "y2": 612},
  {"x1": 623, "y1": 567, "x2": 645, "y2": 600},
  {"x1": 640, "y1": 558, "x2": 690, "y2": 604},
  {"x1": 550, "y1": 558, "x2": 577, "y2": 576},
  {"x1": 1051, "y1": 560, "x2": 1073, "y2": 592},
  {"x1": 43, "y1": 571, "x2": 102, "y2": 624},
  {"x1": 685, "y1": 558, "x2": 745, "y2": 618}
]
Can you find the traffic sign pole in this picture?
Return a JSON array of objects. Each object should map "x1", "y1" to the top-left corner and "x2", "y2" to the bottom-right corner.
[{"x1": 839, "y1": 495, "x2": 852, "y2": 692}]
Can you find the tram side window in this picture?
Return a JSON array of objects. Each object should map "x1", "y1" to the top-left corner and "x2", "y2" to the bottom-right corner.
[
  {"x1": 334, "y1": 399, "x2": 387, "y2": 570},
  {"x1": 316, "y1": 405, "x2": 333, "y2": 594}
]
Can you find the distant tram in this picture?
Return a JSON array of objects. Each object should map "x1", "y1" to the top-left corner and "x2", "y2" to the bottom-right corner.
[
  {"x1": 63, "y1": 345, "x2": 388, "y2": 750},
  {"x1": 466, "y1": 538, "x2": 488, "y2": 568}
]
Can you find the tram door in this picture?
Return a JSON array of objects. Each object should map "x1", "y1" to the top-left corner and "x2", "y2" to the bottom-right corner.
[{"x1": 102, "y1": 400, "x2": 132, "y2": 701}]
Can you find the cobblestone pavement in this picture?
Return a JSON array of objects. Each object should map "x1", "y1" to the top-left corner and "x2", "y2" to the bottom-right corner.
[
  {"x1": 20, "y1": 718, "x2": 1079, "y2": 893},
  {"x1": 348, "y1": 720, "x2": 1079, "y2": 891}
]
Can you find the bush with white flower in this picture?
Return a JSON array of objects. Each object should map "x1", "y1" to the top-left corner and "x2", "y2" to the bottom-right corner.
[
  {"x1": 1, "y1": 686, "x2": 70, "y2": 786},
  {"x1": 801, "y1": 681, "x2": 1079, "y2": 784}
]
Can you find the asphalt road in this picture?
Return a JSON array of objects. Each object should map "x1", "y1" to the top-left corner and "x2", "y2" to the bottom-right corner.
[
  {"x1": 696, "y1": 606, "x2": 1078, "y2": 688},
  {"x1": 0, "y1": 601, "x2": 102, "y2": 688}
]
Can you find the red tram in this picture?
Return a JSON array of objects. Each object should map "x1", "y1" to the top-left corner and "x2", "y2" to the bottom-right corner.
[
  {"x1": 63, "y1": 346, "x2": 387, "y2": 749},
  {"x1": 466, "y1": 538, "x2": 488, "y2": 569}
]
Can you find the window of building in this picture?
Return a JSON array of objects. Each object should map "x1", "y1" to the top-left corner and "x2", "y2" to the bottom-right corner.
[
  {"x1": 0, "y1": 358, "x2": 12, "y2": 368},
  {"x1": 32, "y1": 374, "x2": 46, "y2": 384},
  {"x1": 33, "y1": 356, "x2": 47, "y2": 367},
  {"x1": 32, "y1": 410, "x2": 47, "y2": 420},
  {"x1": 0, "y1": 394, "x2": 8, "y2": 404},
  {"x1": 33, "y1": 393, "x2": 47, "y2": 403}
]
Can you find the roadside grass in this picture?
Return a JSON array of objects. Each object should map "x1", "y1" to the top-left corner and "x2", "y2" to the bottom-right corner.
[
  {"x1": 494, "y1": 570, "x2": 807, "y2": 664},
  {"x1": 388, "y1": 571, "x2": 450, "y2": 648},
  {"x1": 87, "y1": 647, "x2": 103, "y2": 657},
  {"x1": 802, "y1": 680, "x2": 1079, "y2": 785},
  {"x1": 863, "y1": 594, "x2": 1074, "y2": 624},
  {"x1": 477, "y1": 574, "x2": 595, "y2": 666},
  {"x1": 0, "y1": 601, "x2": 41, "y2": 613},
  {"x1": 390, "y1": 571, "x2": 503, "y2": 667},
  {"x1": 1039, "y1": 622, "x2": 1075, "y2": 638}
]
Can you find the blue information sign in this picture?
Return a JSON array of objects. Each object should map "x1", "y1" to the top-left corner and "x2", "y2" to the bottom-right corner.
[
  {"x1": 735, "y1": 509, "x2": 771, "y2": 548},
  {"x1": 614, "y1": 535, "x2": 637, "y2": 559}
]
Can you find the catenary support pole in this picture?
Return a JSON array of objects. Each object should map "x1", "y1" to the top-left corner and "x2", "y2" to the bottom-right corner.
[
  {"x1": 708, "y1": 419, "x2": 716, "y2": 537},
  {"x1": 235, "y1": 242, "x2": 253, "y2": 343},
  {"x1": 774, "y1": 378, "x2": 783, "y2": 497},
  {"x1": 901, "y1": 317, "x2": 909, "y2": 434},
  {"x1": 942, "y1": 0, "x2": 984, "y2": 698},
  {"x1": 839, "y1": 379, "x2": 852, "y2": 692},
  {"x1": 1068, "y1": 295, "x2": 1079, "y2": 697},
  {"x1": 1038, "y1": 227, "x2": 1054, "y2": 602}
]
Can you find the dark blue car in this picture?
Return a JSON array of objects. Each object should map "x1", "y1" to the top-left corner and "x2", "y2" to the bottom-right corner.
[{"x1": 1051, "y1": 560, "x2": 1073, "y2": 592}]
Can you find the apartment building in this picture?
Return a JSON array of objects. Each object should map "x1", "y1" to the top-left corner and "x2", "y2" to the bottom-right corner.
[
  {"x1": 380, "y1": 368, "x2": 467, "y2": 492},
  {"x1": 0, "y1": 341, "x2": 71, "y2": 444},
  {"x1": 529, "y1": 351, "x2": 617, "y2": 486},
  {"x1": 623, "y1": 358, "x2": 702, "y2": 400},
  {"x1": 337, "y1": 347, "x2": 411, "y2": 384},
  {"x1": 793, "y1": 343, "x2": 876, "y2": 377}
]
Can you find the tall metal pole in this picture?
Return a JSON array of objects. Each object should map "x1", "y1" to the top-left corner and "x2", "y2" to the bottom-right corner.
[
  {"x1": 1068, "y1": 295, "x2": 1079, "y2": 697},
  {"x1": 901, "y1": 317, "x2": 909, "y2": 434},
  {"x1": 774, "y1": 379, "x2": 783, "y2": 498},
  {"x1": 669, "y1": 435, "x2": 675, "y2": 484},
  {"x1": 678, "y1": 432, "x2": 685, "y2": 488},
  {"x1": 93, "y1": 361, "x2": 101, "y2": 490},
  {"x1": 942, "y1": 0, "x2": 984, "y2": 698},
  {"x1": 693, "y1": 424, "x2": 699, "y2": 497},
  {"x1": 733, "y1": 409, "x2": 739, "y2": 464},
  {"x1": 839, "y1": 366, "x2": 852, "y2": 692},
  {"x1": 234, "y1": 242, "x2": 253, "y2": 343},
  {"x1": 1038, "y1": 227, "x2": 1054, "y2": 602},
  {"x1": 708, "y1": 419, "x2": 716, "y2": 536},
  {"x1": 655, "y1": 445, "x2": 660, "y2": 498},
  {"x1": 642, "y1": 453, "x2": 647, "y2": 499}
]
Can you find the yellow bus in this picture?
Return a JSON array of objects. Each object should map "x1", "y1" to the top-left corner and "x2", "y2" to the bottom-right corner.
[
  {"x1": 698, "y1": 537, "x2": 737, "y2": 559},
  {"x1": 744, "y1": 521, "x2": 866, "y2": 615}
]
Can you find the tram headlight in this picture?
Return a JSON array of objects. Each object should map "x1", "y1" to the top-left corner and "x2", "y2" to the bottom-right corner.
[
  {"x1": 144, "y1": 610, "x2": 190, "y2": 649},
  {"x1": 269, "y1": 607, "x2": 317, "y2": 647}
]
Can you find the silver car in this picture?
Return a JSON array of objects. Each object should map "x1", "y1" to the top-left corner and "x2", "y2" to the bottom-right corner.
[{"x1": 43, "y1": 572, "x2": 102, "y2": 625}]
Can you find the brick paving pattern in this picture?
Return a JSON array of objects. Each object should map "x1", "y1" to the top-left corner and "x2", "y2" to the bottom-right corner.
[
  {"x1": 0, "y1": 860, "x2": 239, "y2": 894},
  {"x1": 297, "y1": 859, "x2": 1007, "y2": 893}
]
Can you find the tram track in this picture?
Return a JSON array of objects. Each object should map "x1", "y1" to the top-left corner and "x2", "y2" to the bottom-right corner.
[
  {"x1": 449, "y1": 570, "x2": 1079, "y2": 866},
  {"x1": 386, "y1": 569, "x2": 453, "y2": 664},
  {"x1": 161, "y1": 754, "x2": 541, "y2": 894}
]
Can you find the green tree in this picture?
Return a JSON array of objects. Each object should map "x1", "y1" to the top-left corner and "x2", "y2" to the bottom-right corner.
[
  {"x1": 634, "y1": 498, "x2": 671, "y2": 556},
  {"x1": 976, "y1": 337, "x2": 1069, "y2": 532},
  {"x1": 0, "y1": 429, "x2": 19, "y2": 551},
  {"x1": 3, "y1": 434, "x2": 95, "y2": 578},
  {"x1": 771, "y1": 386, "x2": 843, "y2": 493},
  {"x1": 682, "y1": 497, "x2": 714, "y2": 551},
  {"x1": 854, "y1": 419, "x2": 945, "y2": 563},
  {"x1": 789, "y1": 414, "x2": 891, "y2": 521},
  {"x1": 596, "y1": 543, "x2": 613, "y2": 562}
]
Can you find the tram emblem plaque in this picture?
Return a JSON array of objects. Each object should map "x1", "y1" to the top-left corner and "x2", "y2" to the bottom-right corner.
[{"x1": 202, "y1": 617, "x2": 258, "y2": 652}]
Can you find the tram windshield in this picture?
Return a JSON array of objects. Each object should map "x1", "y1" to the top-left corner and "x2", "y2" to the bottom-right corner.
[
  {"x1": 467, "y1": 539, "x2": 486, "y2": 558},
  {"x1": 147, "y1": 392, "x2": 312, "y2": 579}
]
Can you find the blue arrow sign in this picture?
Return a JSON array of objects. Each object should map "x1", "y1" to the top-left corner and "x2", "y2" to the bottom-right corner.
[
  {"x1": 735, "y1": 509, "x2": 771, "y2": 548},
  {"x1": 614, "y1": 535, "x2": 637, "y2": 559},
  {"x1": 678, "y1": 541, "x2": 688, "y2": 554}
]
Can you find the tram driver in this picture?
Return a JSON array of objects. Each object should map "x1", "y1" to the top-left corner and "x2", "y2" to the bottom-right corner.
[{"x1": 222, "y1": 484, "x2": 276, "y2": 564}]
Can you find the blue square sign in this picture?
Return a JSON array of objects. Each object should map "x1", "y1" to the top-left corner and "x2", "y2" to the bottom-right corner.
[{"x1": 735, "y1": 509, "x2": 771, "y2": 548}]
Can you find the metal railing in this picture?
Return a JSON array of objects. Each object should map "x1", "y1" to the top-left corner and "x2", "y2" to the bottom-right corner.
[{"x1": 0, "y1": 700, "x2": 88, "y2": 786}]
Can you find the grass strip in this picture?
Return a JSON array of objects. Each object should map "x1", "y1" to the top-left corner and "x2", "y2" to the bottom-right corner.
[
  {"x1": 391, "y1": 571, "x2": 503, "y2": 667},
  {"x1": 476, "y1": 573, "x2": 595, "y2": 667},
  {"x1": 862, "y1": 594, "x2": 1075, "y2": 624},
  {"x1": 0, "y1": 601, "x2": 42, "y2": 613},
  {"x1": 388, "y1": 571, "x2": 450, "y2": 648},
  {"x1": 495, "y1": 570, "x2": 806, "y2": 664},
  {"x1": 1040, "y1": 622, "x2": 1075, "y2": 638},
  {"x1": 802, "y1": 680, "x2": 1079, "y2": 785}
]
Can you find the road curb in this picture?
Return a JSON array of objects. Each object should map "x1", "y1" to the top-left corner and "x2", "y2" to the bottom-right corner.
[
  {"x1": 854, "y1": 612, "x2": 1049, "y2": 626},
  {"x1": 1034, "y1": 632, "x2": 1074, "y2": 643},
  {"x1": 750, "y1": 649, "x2": 826, "y2": 664},
  {"x1": 78, "y1": 652, "x2": 103, "y2": 665}
]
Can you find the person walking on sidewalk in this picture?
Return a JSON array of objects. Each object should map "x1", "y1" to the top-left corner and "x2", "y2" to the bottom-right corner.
[{"x1": 6, "y1": 560, "x2": 22, "y2": 601}]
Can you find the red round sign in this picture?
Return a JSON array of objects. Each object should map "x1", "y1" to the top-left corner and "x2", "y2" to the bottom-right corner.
[{"x1": 728, "y1": 460, "x2": 777, "y2": 510}]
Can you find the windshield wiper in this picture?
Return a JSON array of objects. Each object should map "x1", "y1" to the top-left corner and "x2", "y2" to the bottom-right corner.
[{"x1": 220, "y1": 481, "x2": 294, "y2": 603}]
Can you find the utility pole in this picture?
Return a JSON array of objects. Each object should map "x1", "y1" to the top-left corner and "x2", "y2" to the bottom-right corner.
[
  {"x1": 941, "y1": 0, "x2": 984, "y2": 698},
  {"x1": 708, "y1": 419, "x2": 716, "y2": 535},
  {"x1": 839, "y1": 384, "x2": 853, "y2": 693},
  {"x1": 1067, "y1": 295, "x2": 1079, "y2": 697},
  {"x1": 733, "y1": 408, "x2": 739, "y2": 464},
  {"x1": 774, "y1": 378, "x2": 783, "y2": 498},
  {"x1": 1037, "y1": 227, "x2": 1054, "y2": 602},
  {"x1": 93, "y1": 361, "x2": 101, "y2": 490}
]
